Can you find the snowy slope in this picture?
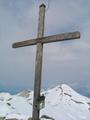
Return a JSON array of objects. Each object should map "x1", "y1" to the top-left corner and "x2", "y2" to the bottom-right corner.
[{"x1": 0, "y1": 84, "x2": 90, "y2": 120}]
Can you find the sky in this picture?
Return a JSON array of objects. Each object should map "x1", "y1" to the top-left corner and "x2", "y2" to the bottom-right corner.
[{"x1": 0, "y1": 0, "x2": 90, "y2": 97}]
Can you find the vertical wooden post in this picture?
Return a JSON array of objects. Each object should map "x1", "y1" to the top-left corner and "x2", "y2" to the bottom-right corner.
[{"x1": 32, "y1": 4, "x2": 46, "y2": 120}]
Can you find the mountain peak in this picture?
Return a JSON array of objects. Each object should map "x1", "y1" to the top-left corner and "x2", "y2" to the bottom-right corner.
[
  {"x1": 0, "y1": 84, "x2": 90, "y2": 120},
  {"x1": 61, "y1": 84, "x2": 72, "y2": 90}
]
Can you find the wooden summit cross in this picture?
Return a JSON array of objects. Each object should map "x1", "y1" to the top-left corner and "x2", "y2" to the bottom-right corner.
[{"x1": 12, "y1": 4, "x2": 80, "y2": 120}]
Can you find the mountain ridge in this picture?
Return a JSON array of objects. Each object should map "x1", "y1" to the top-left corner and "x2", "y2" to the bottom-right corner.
[{"x1": 0, "y1": 84, "x2": 90, "y2": 120}]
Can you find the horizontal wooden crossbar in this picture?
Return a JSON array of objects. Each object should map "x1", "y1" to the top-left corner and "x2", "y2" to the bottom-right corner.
[{"x1": 12, "y1": 31, "x2": 80, "y2": 48}]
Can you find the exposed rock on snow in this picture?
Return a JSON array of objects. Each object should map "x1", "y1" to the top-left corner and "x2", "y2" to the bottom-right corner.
[{"x1": 18, "y1": 90, "x2": 31, "y2": 98}]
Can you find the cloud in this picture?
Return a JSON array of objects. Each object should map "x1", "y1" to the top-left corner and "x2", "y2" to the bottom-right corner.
[
  {"x1": 0, "y1": 0, "x2": 90, "y2": 96},
  {"x1": 45, "y1": 0, "x2": 89, "y2": 34}
]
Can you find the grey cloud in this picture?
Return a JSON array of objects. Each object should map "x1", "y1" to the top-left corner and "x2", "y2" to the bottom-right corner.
[{"x1": 0, "y1": 0, "x2": 90, "y2": 96}]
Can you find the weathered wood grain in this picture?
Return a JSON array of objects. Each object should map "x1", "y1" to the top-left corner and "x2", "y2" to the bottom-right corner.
[
  {"x1": 12, "y1": 31, "x2": 80, "y2": 48},
  {"x1": 32, "y1": 4, "x2": 45, "y2": 120}
]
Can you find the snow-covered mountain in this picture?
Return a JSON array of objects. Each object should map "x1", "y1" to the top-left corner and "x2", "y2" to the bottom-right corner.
[{"x1": 0, "y1": 84, "x2": 90, "y2": 120}]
